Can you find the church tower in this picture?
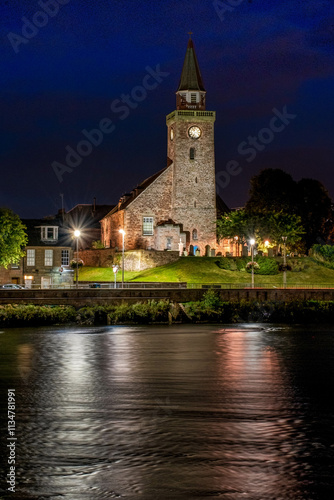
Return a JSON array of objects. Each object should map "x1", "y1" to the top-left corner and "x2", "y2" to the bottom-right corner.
[{"x1": 166, "y1": 36, "x2": 217, "y2": 254}]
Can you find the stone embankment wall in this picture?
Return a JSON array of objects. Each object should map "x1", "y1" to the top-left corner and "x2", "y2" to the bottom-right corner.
[
  {"x1": 1, "y1": 288, "x2": 334, "y2": 307},
  {"x1": 78, "y1": 249, "x2": 180, "y2": 271}
]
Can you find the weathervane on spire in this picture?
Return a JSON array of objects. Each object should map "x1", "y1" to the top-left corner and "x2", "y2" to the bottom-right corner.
[{"x1": 188, "y1": 31, "x2": 193, "y2": 39}]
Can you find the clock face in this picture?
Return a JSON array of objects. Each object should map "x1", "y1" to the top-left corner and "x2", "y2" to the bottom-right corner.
[
  {"x1": 188, "y1": 126, "x2": 201, "y2": 139},
  {"x1": 170, "y1": 127, "x2": 174, "y2": 141}
]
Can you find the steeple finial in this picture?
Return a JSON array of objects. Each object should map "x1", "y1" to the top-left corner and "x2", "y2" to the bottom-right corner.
[{"x1": 177, "y1": 36, "x2": 205, "y2": 93}]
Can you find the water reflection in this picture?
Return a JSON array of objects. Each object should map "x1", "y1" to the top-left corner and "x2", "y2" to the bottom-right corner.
[{"x1": 0, "y1": 325, "x2": 334, "y2": 499}]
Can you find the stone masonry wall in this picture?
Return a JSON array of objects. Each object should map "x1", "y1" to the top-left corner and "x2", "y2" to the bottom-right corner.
[
  {"x1": 2, "y1": 288, "x2": 334, "y2": 307},
  {"x1": 124, "y1": 167, "x2": 173, "y2": 250},
  {"x1": 79, "y1": 248, "x2": 180, "y2": 271},
  {"x1": 167, "y1": 115, "x2": 217, "y2": 255},
  {"x1": 0, "y1": 265, "x2": 23, "y2": 285},
  {"x1": 101, "y1": 210, "x2": 124, "y2": 249}
]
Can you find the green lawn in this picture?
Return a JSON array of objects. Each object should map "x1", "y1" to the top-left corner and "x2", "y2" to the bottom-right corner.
[{"x1": 79, "y1": 257, "x2": 334, "y2": 286}]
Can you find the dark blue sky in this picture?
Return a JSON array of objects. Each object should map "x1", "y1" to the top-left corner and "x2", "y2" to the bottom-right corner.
[{"x1": 1, "y1": 0, "x2": 334, "y2": 217}]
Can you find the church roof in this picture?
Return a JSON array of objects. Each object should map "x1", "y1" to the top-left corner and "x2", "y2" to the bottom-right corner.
[
  {"x1": 65, "y1": 204, "x2": 115, "y2": 228},
  {"x1": 102, "y1": 167, "x2": 168, "y2": 218},
  {"x1": 177, "y1": 38, "x2": 206, "y2": 92}
]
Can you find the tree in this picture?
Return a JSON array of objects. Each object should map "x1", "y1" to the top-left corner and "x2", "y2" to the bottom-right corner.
[
  {"x1": 245, "y1": 169, "x2": 333, "y2": 250},
  {"x1": 245, "y1": 169, "x2": 297, "y2": 214},
  {"x1": 217, "y1": 210, "x2": 259, "y2": 245},
  {"x1": 258, "y1": 211, "x2": 305, "y2": 249},
  {"x1": 297, "y1": 178, "x2": 332, "y2": 249},
  {"x1": 217, "y1": 209, "x2": 305, "y2": 251},
  {"x1": 0, "y1": 208, "x2": 27, "y2": 268}
]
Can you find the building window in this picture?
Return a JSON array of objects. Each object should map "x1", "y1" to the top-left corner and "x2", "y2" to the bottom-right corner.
[
  {"x1": 190, "y1": 148, "x2": 195, "y2": 160},
  {"x1": 41, "y1": 226, "x2": 58, "y2": 241},
  {"x1": 191, "y1": 93, "x2": 196, "y2": 103},
  {"x1": 11, "y1": 262, "x2": 20, "y2": 269},
  {"x1": 27, "y1": 249, "x2": 35, "y2": 266},
  {"x1": 194, "y1": 201, "x2": 197, "y2": 208},
  {"x1": 143, "y1": 217, "x2": 154, "y2": 236},
  {"x1": 195, "y1": 177, "x2": 198, "y2": 183},
  {"x1": 192, "y1": 229, "x2": 198, "y2": 240},
  {"x1": 61, "y1": 250, "x2": 69, "y2": 266},
  {"x1": 166, "y1": 237, "x2": 172, "y2": 250},
  {"x1": 45, "y1": 250, "x2": 53, "y2": 266}
]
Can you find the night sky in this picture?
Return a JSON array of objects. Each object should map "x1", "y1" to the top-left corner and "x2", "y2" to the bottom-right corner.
[{"x1": 1, "y1": 0, "x2": 334, "y2": 218}]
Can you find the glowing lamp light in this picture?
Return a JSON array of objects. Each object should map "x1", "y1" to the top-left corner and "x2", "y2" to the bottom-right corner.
[
  {"x1": 119, "y1": 229, "x2": 126, "y2": 287},
  {"x1": 73, "y1": 229, "x2": 81, "y2": 289},
  {"x1": 264, "y1": 240, "x2": 270, "y2": 247},
  {"x1": 250, "y1": 238, "x2": 255, "y2": 246}
]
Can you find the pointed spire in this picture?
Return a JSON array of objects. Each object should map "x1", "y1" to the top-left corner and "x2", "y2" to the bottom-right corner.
[{"x1": 177, "y1": 36, "x2": 205, "y2": 92}]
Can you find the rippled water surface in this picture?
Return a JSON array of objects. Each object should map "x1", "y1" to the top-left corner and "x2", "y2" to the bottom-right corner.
[{"x1": 1, "y1": 324, "x2": 334, "y2": 499}]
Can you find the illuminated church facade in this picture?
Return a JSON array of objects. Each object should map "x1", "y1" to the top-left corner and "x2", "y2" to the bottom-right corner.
[{"x1": 101, "y1": 38, "x2": 233, "y2": 256}]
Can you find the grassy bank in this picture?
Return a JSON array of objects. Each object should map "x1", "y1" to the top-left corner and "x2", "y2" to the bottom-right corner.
[
  {"x1": 2, "y1": 296, "x2": 334, "y2": 327},
  {"x1": 79, "y1": 257, "x2": 334, "y2": 286}
]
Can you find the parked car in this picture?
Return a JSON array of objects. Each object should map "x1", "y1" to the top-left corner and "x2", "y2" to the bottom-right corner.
[{"x1": 0, "y1": 284, "x2": 26, "y2": 289}]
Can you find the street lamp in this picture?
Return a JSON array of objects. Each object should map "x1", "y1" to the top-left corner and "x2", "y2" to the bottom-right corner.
[
  {"x1": 234, "y1": 236, "x2": 239, "y2": 257},
  {"x1": 250, "y1": 238, "x2": 255, "y2": 289},
  {"x1": 74, "y1": 229, "x2": 81, "y2": 289},
  {"x1": 119, "y1": 229, "x2": 125, "y2": 288},
  {"x1": 282, "y1": 236, "x2": 287, "y2": 288},
  {"x1": 264, "y1": 240, "x2": 270, "y2": 257}
]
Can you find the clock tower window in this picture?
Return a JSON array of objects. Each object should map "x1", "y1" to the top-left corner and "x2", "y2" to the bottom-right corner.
[{"x1": 190, "y1": 148, "x2": 195, "y2": 160}]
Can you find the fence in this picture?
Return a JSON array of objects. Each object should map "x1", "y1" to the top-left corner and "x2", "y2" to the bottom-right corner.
[{"x1": 4, "y1": 282, "x2": 334, "y2": 290}]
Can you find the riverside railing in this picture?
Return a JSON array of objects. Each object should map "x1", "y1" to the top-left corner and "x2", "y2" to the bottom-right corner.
[{"x1": 4, "y1": 282, "x2": 334, "y2": 290}]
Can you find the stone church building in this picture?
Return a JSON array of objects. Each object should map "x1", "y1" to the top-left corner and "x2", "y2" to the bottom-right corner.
[{"x1": 101, "y1": 38, "x2": 231, "y2": 256}]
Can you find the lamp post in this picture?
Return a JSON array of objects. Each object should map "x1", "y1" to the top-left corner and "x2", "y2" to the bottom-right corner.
[
  {"x1": 234, "y1": 236, "x2": 239, "y2": 257},
  {"x1": 282, "y1": 236, "x2": 287, "y2": 288},
  {"x1": 74, "y1": 229, "x2": 81, "y2": 289},
  {"x1": 119, "y1": 229, "x2": 125, "y2": 288},
  {"x1": 250, "y1": 238, "x2": 255, "y2": 289}
]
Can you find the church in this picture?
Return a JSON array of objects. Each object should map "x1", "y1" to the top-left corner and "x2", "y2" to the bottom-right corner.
[{"x1": 100, "y1": 37, "x2": 231, "y2": 257}]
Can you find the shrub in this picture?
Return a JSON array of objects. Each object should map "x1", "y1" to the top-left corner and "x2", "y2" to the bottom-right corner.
[
  {"x1": 91, "y1": 240, "x2": 105, "y2": 249},
  {"x1": 70, "y1": 259, "x2": 84, "y2": 269},
  {"x1": 310, "y1": 244, "x2": 334, "y2": 270},
  {"x1": 245, "y1": 256, "x2": 279, "y2": 275},
  {"x1": 0, "y1": 304, "x2": 76, "y2": 326},
  {"x1": 202, "y1": 289, "x2": 222, "y2": 310}
]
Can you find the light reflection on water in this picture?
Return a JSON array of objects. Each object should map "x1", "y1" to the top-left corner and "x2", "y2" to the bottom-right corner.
[{"x1": 1, "y1": 324, "x2": 334, "y2": 499}]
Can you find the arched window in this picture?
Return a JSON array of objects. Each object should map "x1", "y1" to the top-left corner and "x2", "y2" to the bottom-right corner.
[
  {"x1": 192, "y1": 229, "x2": 198, "y2": 240},
  {"x1": 190, "y1": 148, "x2": 195, "y2": 160},
  {"x1": 194, "y1": 201, "x2": 197, "y2": 208},
  {"x1": 195, "y1": 176, "x2": 198, "y2": 183}
]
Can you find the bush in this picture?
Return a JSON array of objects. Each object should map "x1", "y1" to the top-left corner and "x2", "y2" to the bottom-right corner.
[
  {"x1": 245, "y1": 256, "x2": 279, "y2": 275},
  {"x1": 91, "y1": 240, "x2": 105, "y2": 249},
  {"x1": 310, "y1": 244, "x2": 334, "y2": 270},
  {"x1": 215, "y1": 256, "x2": 279, "y2": 275},
  {"x1": 108, "y1": 300, "x2": 170, "y2": 324},
  {"x1": 202, "y1": 289, "x2": 222, "y2": 309},
  {"x1": 0, "y1": 305, "x2": 76, "y2": 327}
]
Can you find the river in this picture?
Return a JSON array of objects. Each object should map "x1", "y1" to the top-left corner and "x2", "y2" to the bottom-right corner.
[{"x1": 1, "y1": 324, "x2": 334, "y2": 499}]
